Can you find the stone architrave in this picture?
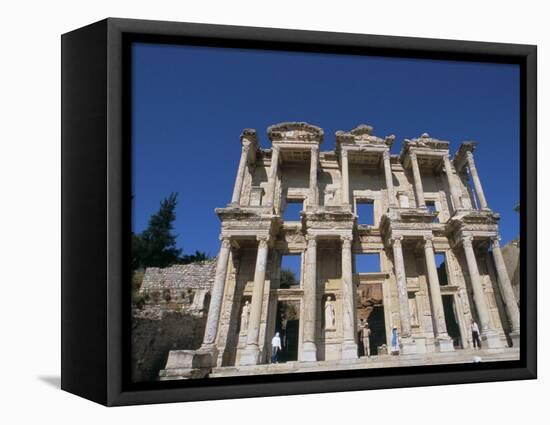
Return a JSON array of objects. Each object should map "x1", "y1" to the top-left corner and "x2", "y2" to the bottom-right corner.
[
  {"x1": 266, "y1": 147, "x2": 280, "y2": 207},
  {"x1": 410, "y1": 151, "x2": 425, "y2": 208},
  {"x1": 423, "y1": 236, "x2": 454, "y2": 352},
  {"x1": 240, "y1": 235, "x2": 271, "y2": 365},
  {"x1": 466, "y1": 151, "x2": 489, "y2": 210},
  {"x1": 310, "y1": 146, "x2": 319, "y2": 207},
  {"x1": 198, "y1": 236, "x2": 232, "y2": 363},
  {"x1": 300, "y1": 235, "x2": 318, "y2": 361},
  {"x1": 340, "y1": 236, "x2": 358, "y2": 359},
  {"x1": 443, "y1": 153, "x2": 462, "y2": 212},
  {"x1": 462, "y1": 236, "x2": 502, "y2": 348},
  {"x1": 230, "y1": 141, "x2": 251, "y2": 205},
  {"x1": 341, "y1": 149, "x2": 350, "y2": 206},
  {"x1": 383, "y1": 149, "x2": 397, "y2": 207},
  {"x1": 491, "y1": 236, "x2": 520, "y2": 346}
]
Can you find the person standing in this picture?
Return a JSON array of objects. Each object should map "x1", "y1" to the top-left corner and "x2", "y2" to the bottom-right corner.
[
  {"x1": 470, "y1": 318, "x2": 482, "y2": 350},
  {"x1": 359, "y1": 319, "x2": 372, "y2": 357},
  {"x1": 390, "y1": 326, "x2": 399, "y2": 355},
  {"x1": 271, "y1": 332, "x2": 282, "y2": 363}
]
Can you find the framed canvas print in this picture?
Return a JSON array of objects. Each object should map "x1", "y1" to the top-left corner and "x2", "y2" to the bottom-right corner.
[{"x1": 61, "y1": 18, "x2": 537, "y2": 406}]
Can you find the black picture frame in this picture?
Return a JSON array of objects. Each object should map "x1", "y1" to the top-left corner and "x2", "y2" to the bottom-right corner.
[{"x1": 61, "y1": 17, "x2": 537, "y2": 406}]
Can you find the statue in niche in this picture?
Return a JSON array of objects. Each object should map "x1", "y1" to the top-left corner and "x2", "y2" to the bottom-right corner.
[
  {"x1": 240, "y1": 300, "x2": 250, "y2": 334},
  {"x1": 324, "y1": 296, "x2": 336, "y2": 330}
]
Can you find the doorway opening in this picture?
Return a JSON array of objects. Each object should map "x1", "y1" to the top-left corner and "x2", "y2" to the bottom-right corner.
[
  {"x1": 366, "y1": 306, "x2": 387, "y2": 355},
  {"x1": 275, "y1": 300, "x2": 300, "y2": 362},
  {"x1": 442, "y1": 295, "x2": 462, "y2": 348}
]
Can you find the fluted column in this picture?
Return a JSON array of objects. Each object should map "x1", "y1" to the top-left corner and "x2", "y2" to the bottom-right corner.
[
  {"x1": 340, "y1": 235, "x2": 358, "y2": 359},
  {"x1": 383, "y1": 149, "x2": 397, "y2": 207},
  {"x1": 240, "y1": 235, "x2": 270, "y2": 365},
  {"x1": 200, "y1": 236, "x2": 232, "y2": 353},
  {"x1": 443, "y1": 154, "x2": 462, "y2": 212},
  {"x1": 341, "y1": 149, "x2": 350, "y2": 206},
  {"x1": 300, "y1": 235, "x2": 317, "y2": 361},
  {"x1": 391, "y1": 236, "x2": 412, "y2": 338},
  {"x1": 491, "y1": 236, "x2": 520, "y2": 334},
  {"x1": 466, "y1": 151, "x2": 488, "y2": 210},
  {"x1": 423, "y1": 237, "x2": 454, "y2": 351},
  {"x1": 410, "y1": 151, "x2": 425, "y2": 208},
  {"x1": 309, "y1": 146, "x2": 319, "y2": 207},
  {"x1": 266, "y1": 146, "x2": 280, "y2": 207},
  {"x1": 462, "y1": 236, "x2": 502, "y2": 348},
  {"x1": 230, "y1": 141, "x2": 251, "y2": 205}
]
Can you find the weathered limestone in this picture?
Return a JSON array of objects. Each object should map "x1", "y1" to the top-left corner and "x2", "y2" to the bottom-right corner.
[
  {"x1": 410, "y1": 151, "x2": 425, "y2": 208},
  {"x1": 462, "y1": 236, "x2": 502, "y2": 348},
  {"x1": 491, "y1": 236, "x2": 520, "y2": 346},
  {"x1": 230, "y1": 140, "x2": 251, "y2": 205},
  {"x1": 443, "y1": 154, "x2": 462, "y2": 212},
  {"x1": 156, "y1": 123, "x2": 519, "y2": 381},
  {"x1": 310, "y1": 147, "x2": 319, "y2": 207},
  {"x1": 240, "y1": 235, "x2": 271, "y2": 365},
  {"x1": 341, "y1": 235, "x2": 358, "y2": 359},
  {"x1": 300, "y1": 235, "x2": 317, "y2": 361},
  {"x1": 423, "y1": 236, "x2": 454, "y2": 352},
  {"x1": 341, "y1": 149, "x2": 350, "y2": 206},
  {"x1": 390, "y1": 236, "x2": 416, "y2": 354},
  {"x1": 466, "y1": 151, "x2": 488, "y2": 210},
  {"x1": 383, "y1": 149, "x2": 397, "y2": 207}
]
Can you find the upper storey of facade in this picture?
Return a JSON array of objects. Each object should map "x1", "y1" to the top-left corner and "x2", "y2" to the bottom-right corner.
[{"x1": 217, "y1": 122, "x2": 500, "y2": 243}]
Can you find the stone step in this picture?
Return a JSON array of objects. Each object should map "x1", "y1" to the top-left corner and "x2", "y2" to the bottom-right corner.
[{"x1": 209, "y1": 347, "x2": 519, "y2": 378}]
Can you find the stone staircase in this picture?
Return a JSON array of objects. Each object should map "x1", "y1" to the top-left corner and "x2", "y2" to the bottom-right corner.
[{"x1": 210, "y1": 347, "x2": 520, "y2": 378}]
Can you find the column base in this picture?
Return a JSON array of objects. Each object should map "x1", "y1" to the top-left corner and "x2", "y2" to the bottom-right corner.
[
  {"x1": 298, "y1": 341, "x2": 317, "y2": 362},
  {"x1": 158, "y1": 348, "x2": 214, "y2": 380},
  {"x1": 482, "y1": 331, "x2": 505, "y2": 349},
  {"x1": 341, "y1": 340, "x2": 358, "y2": 360},
  {"x1": 400, "y1": 338, "x2": 418, "y2": 355},
  {"x1": 434, "y1": 336, "x2": 455, "y2": 353},
  {"x1": 239, "y1": 345, "x2": 261, "y2": 366},
  {"x1": 509, "y1": 331, "x2": 520, "y2": 348}
]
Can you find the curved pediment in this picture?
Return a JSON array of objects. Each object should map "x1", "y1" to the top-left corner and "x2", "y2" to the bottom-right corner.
[{"x1": 267, "y1": 122, "x2": 324, "y2": 143}]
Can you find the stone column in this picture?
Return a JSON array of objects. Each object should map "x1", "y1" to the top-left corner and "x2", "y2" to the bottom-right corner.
[
  {"x1": 199, "y1": 236, "x2": 232, "y2": 362},
  {"x1": 300, "y1": 235, "x2": 317, "y2": 361},
  {"x1": 341, "y1": 149, "x2": 350, "y2": 206},
  {"x1": 410, "y1": 151, "x2": 425, "y2": 208},
  {"x1": 309, "y1": 146, "x2": 319, "y2": 207},
  {"x1": 466, "y1": 151, "x2": 488, "y2": 210},
  {"x1": 266, "y1": 146, "x2": 280, "y2": 207},
  {"x1": 443, "y1": 154, "x2": 462, "y2": 212},
  {"x1": 383, "y1": 149, "x2": 397, "y2": 207},
  {"x1": 340, "y1": 235, "x2": 358, "y2": 359},
  {"x1": 423, "y1": 237, "x2": 454, "y2": 352},
  {"x1": 491, "y1": 236, "x2": 520, "y2": 345},
  {"x1": 230, "y1": 141, "x2": 251, "y2": 205},
  {"x1": 391, "y1": 236, "x2": 413, "y2": 340},
  {"x1": 240, "y1": 235, "x2": 271, "y2": 365},
  {"x1": 462, "y1": 236, "x2": 502, "y2": 348}
]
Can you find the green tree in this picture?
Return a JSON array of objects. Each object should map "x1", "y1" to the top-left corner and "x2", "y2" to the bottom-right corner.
[
  {"x1": 132, "y1": 193, "x2": 182, "y2": 269},
  {"x1": 280, "y1": 268, "x2": 297, "y2": 289},
  {"x1": 180, "y1": 250, "x2": 210, "y2": 264}
]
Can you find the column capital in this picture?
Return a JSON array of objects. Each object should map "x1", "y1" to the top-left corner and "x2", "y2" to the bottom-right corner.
[
  {"x1": 341, "y1": 148, "x2": 349, "y2": 158},
  {"x1": 306, "y1": 234, "x2": 317, "y2": 246},
  {"x1": 423, "y1": 235, "x2": 434, "y2": 248},
  {"x1": 390, "y1": 235, "x2": 404, "y2": 247},
  {"x1": 383, "y1": 149, "x2": 391, "y2": 161},
  {"x1": 409, "y1": 150, "x2": 418, "y2": 161},
  {"x1": 219, "y1": 235, "x2": 232, "y2": 248},
  {"x1": 340, "y1": 235, "x2": 353, "y2": 248},
  {"x1": 256, "y1": 234, "x2": 270, "y2": 247},
  {"x1": 241, "y1": 140, "x2": 252, "y2": 152},
  {"x1": 491, "y1": 235, "x2": 501, "y2": 248},
  {"x1": 311, "y1": 145, "x2": 319, "y2": 154},
  {"x1": 462, "y1": 235, "x2": 474, "y2": 248}
]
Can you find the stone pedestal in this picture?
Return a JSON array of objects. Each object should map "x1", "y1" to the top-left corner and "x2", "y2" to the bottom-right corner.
[
  {"x1": 299, "y1": 341, "x2": 318, "y2": 362},
  {"x1": 400, "y1": 338, "x2": 417, "y2": 355},
  {"x1": 435, "y1": 337, "x2": 455, "y2": 352},
  {"x1": 482, "y1": 331, "x2": 503, "y2": 349},
  {"x1": 239, "y1": 346, "x2": 261, "y2": 366},
  {"x1": 341, "y1": 341, "x2": 359, "y2": 360},
  {"x1": 159, "y1": 349, "x2": 212, "y2": 380}
]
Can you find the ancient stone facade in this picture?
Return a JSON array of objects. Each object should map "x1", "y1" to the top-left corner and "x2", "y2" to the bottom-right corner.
[{"x1": 161, "y1": 122, "x2": 520, "y2": 378}]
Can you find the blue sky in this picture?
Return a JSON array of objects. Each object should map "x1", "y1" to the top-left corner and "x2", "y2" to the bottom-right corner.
[{"x1": 132, "y1": 42, "x2": 520, "y2": 260}]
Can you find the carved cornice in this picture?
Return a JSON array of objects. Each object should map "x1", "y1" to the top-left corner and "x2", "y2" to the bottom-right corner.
[
  {"x1": 336, "y1": 124, "x2": 395, "y2": 149},
  {"x1": 453, "y1": 141, "x2": 477, "y2": 170},
  {"x1": 267, "y1": 122, "x2": 324, "y2": 143}
]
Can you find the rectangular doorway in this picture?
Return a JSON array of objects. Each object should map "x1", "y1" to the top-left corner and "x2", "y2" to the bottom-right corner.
[
  {"x1": 275, "y1": 300, "x2": 300, "y2": 362},
  {"x1": 442, "y1": 295, "x2": 462, "y2": 348}
]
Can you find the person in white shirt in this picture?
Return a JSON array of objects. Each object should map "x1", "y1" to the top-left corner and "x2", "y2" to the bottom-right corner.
[
  {"x1": 271, "y1": 332, "x2": 282, "y2": 363},
  {"x1": 470, "y1": 318, "x2": 482, "y2": 349}
]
